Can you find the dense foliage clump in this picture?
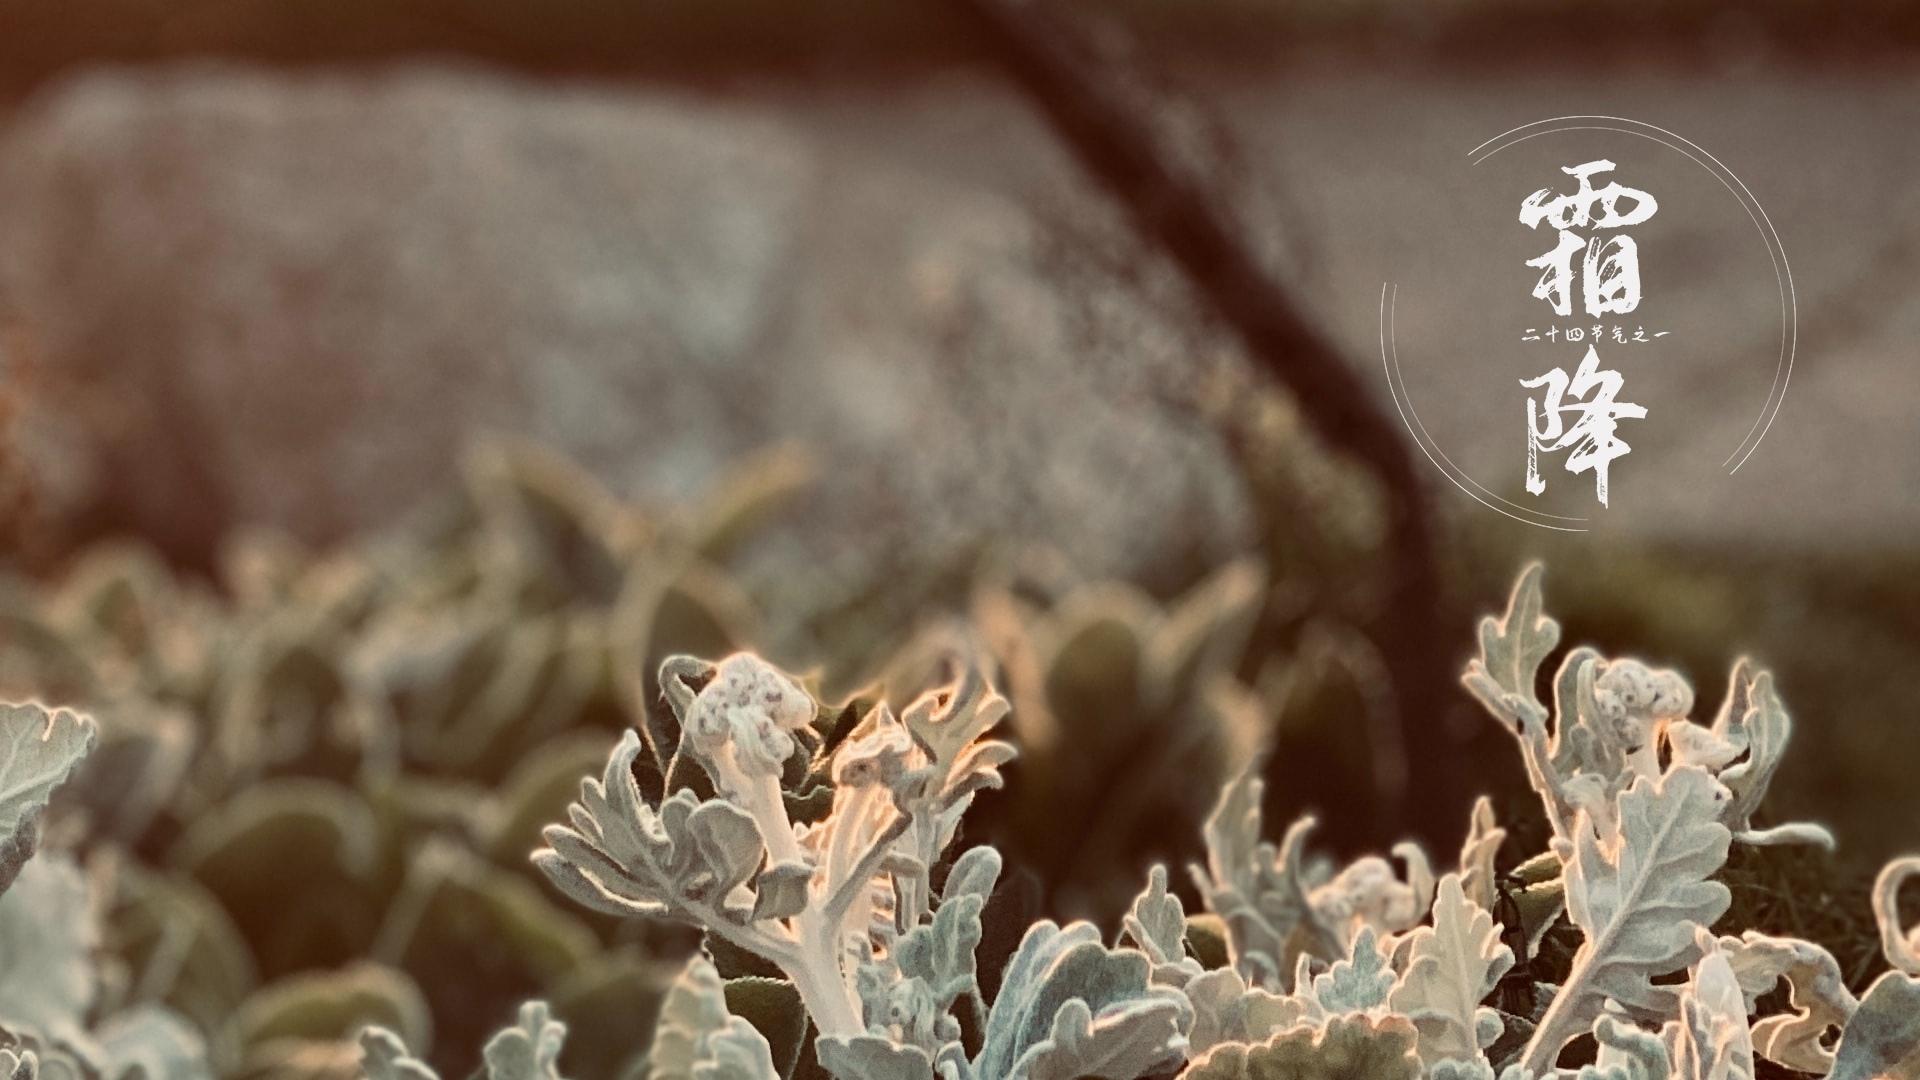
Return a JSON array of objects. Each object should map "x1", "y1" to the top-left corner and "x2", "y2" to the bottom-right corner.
[{"x1": 1, "y1": 441, "x2": 1916, "y2": 1079}]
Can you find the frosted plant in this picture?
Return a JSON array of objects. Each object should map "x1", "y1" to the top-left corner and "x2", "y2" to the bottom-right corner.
[
  {"x1": 360, "y1": 1000, "x2": 571, "y2": 1080},
  {"x1": 1187, "y1": 773, "x2": 1434, "y2": 989},
  {"x1": 1462, "y1": 566, "x2": 1830, "y2": 851},
  {"x1": 534, "y1": 652, "x2": 1015, "y2": 1040},
  {"x1": 0, "y1": 701, "x2": 220, "y2": 1079},
  {"x1": 535, "y1": 652, "x2": 1192, "y2": 1080},
  {"x1": 513, "y1": 569, "x2": 1920, "y2": 1080},
  {"x1": 1176, "y1": 565, "x2": 1920, "y2": 1080},
  {"x1": 646, "y1": 955, "x2": 778, "y2": 1080}
]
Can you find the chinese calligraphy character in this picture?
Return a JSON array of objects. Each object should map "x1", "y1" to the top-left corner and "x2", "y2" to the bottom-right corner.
[
  {"x1": 1520, "y1": 345, "x2": 1647, "y2": 507},
  {"x1": 1520, "y1": 160, "x2": 1658, "y2": 317}
]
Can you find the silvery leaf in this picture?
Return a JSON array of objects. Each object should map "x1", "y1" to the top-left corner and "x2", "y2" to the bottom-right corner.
[
  {"x1": 1667, "y1": 930, "x2": 1755, "y2": 1080},
  {"x1": 942, "y1": 846, "x2": 1002, "y2": 905},
  {"x1": 1515, "y1": 766, "x2": 1732, "y2": 1073},
  {"x1": 1877, "y1": 856, "x2": 1920, "y2": 976},
  {"x1": 815, "y1": 1035, "x2": 936, "y2": 1080},
  {"x1": 748, "y1": 863, "x2": 811, "y2": 922},
  {"x1": 0, "y1": 855, "x2": 97, "y2": 1047},
  {"x1": 648, "y1": 956, "x2": 779, "y2": 1080},
  {"x1": 359, "y1": 1027, "x2": 438, "y2": 1080},
  {"x1": 481, "y1": 1001, "x2": 569, "y2": 1080},
  {"x1": 896, "y1": 891, "x2": 987, "y2": 1008},
  {"x1": 1007, "y1": 996, "x2": 1188, "y2": 1080},
  {"x1": 1458, "y1": 798, "x2": 1507, "y2": 915},
  {"x1": 1180, "y1": 967, "x2": 1309, "y2": 1053},
  {"x1": 1178, "y1": 1014, "x2": 1421, "y2": 1080},
  {"x1": 532, "y1": 731, "x2": 771, "y2": 922},
  {"x1": 1587, "y1": 1013, "x2": 1677, "y2": 1080},
  {"x1": 0, "y1": 1050, "x2": 33, "y2": 1080},
  {"x1": 1118, "y1": 866, "x2": 1202, "y2": 986},
  {"x1": 1461, "y1": 564, "x2": 1559, "y2": 722},
  {"x1": 976, "y1": 921, "x2": 1191, "y2": 1080},
  {"x1": 1829, "y1": 972, "x2": 1920, "y2": 1080},
  {"x1": 1389, "y1": 874, "x2": 1514, "y2": 1068},
  {"x1": 0, "y1": 704, "x2": 96, "y2": 896},
  {"x1": 92, "y1": 1006, "x2": 211, "y2": 1080},
  {"x1": 1696, "y1": 663, "x2": 1833, "y2": 849},
  {"x1": 1717, "y1": 932, "x2": 1854, "y2": 1074},
  {"x1": 686, "y1": 800, "x2": 767, "y2": 908},
  {"x1": 1189, "y1": 777, "x2": 1337, "y2": 986},
  {"x1": 1310, "y1": 927, "x2": 1394, "y2": 1015}
]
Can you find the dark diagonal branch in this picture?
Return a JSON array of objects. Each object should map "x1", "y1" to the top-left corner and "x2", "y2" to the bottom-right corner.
[{"x1": 948, "y1": 0, "x2": 1463, "y2": 838}]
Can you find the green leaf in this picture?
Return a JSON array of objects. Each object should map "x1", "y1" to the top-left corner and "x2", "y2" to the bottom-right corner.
[
  {"x1": 233, "y1": 962, "x2": 432, "y2": 1069},
  {"x1": 63, "y1": 703, "x2": 189, "y2": 846},
  {"x1": 167, "y1": 779, "x2": 384, "y2": 976},
  {"x1": 372, "y1": 840, "x2": 596, "y2": 1059},
  {"x1": 723, "y1": 978, "x2": 807, "y2": 1080},
  {"x1": 486, "y1": 733, "x2": 620, "y2": 866},
  {"x1": 1040, "y1": 593, "x2": 1149, "y2": 743},
  {"x1": 1140, "y1": 560, "x2": 1265, "y2": 712},
  {"x1": 543, "y1": 953, "x2": 674, "y2": 1080},
  {"x1": 102, "y1": 864, "x2": 258, "y2": 1044},
  {"x1": 1184, "y1": 915, "x2": 1231, "y2": 972}
]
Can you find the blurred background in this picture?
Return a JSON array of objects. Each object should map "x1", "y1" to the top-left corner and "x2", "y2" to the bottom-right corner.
[{"x1": 0, "y1": 1, "x2": 1915, "y2": 1074}]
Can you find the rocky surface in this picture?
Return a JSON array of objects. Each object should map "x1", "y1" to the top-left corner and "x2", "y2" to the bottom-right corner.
[
  {"x1": 0, "y1": 67, "x2": 1251, "y2": 649},
  {"x1": 1, "y1": 60, "x2": 1915, "y2": 644}
]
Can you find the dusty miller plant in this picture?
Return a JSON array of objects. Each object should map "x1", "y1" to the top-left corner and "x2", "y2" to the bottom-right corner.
[
  {"x1": 357, "y1": 565, "x2": 1920, "y2": 1080},
  {"x1": 0, "y1": 701, "x2": 216, "y2": 1079}
]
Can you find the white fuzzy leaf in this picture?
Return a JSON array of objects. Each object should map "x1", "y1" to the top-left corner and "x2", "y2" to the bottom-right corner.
[
  {"x1": 649, "y1": 956, "x2": 779, "y2": 1080},
  {"x1": 360, "y1": 1026, "x2": 440, "y2": 1080},
  {"x1": 482, "y1": 1001, "x2": 570, "y2": 1080},
  {"x1": 0, "y1": 855, "x2": 98, "y2": 1046},
  {"x1": 1516, "y1": 766, "x2": 1732, "y2": 1073},
  {"x1": 1310, "y1": 927, "x2": 1395, "y2": 1015},
  {"x1": 978, "y1": 921, "x2": 1191, "y2": 1080},
  {"x1": 1668, "y1": 930, "x2": 1755, "y2": 1080},
  {"x1": 1717, "y1": 932, "x2": 1854, "y2": 1074},
  {"x1": 1458, "y1": 798, "x2": 1507, "y2": 915},
  {"x1": 1389, "y1": 874, "x2": 1514, "y2": 1068},
  {"x1": 0, "y1": 704, "x2": 96, "y2": 896},
  {"x1": 1830, "y1": 972, "x2": 1920, "y2": 1080}
]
